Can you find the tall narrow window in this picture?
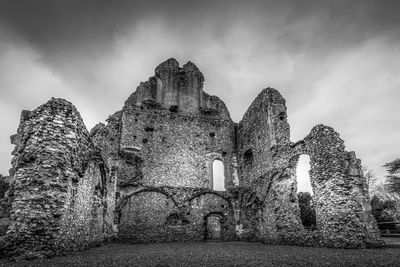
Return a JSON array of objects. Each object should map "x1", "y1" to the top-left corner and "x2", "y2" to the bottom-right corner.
[
  {"x1": 212, "y1": 159, "x2": 225, "y2": 191},
  {"x1": 296, "y1": 155, "x2": 312, "y2": 194},
  {"x1": 296, "y1": 154, "x2": 316, "y2": 228}
]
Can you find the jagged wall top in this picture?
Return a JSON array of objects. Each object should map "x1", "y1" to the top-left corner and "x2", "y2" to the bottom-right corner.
[
  {"x1": 240, "y1": 88, "x2": 286, "y2": 125},
  {"x1": 124, "y1": 58, "x2": 230, "y2": 119}
]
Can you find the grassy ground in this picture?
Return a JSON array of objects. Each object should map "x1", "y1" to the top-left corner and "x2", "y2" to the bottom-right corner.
[{"x1": 1, "y1": 241, "x2": 400, "y2": 267}]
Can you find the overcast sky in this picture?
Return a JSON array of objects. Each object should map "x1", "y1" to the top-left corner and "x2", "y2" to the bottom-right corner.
[{"x1": 0, "y1": 0, "x2": 399, "y2": 192}]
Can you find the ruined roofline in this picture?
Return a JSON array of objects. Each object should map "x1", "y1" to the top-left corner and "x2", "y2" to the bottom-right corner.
[
  {"x1": 155, "y1": 57, "x2": 204, "y2": 79},
  {"x1": 123, "y1": 90, "x2": 233, "y2": 122},
  {"x1": 19, "y1": 98, "x2": 86, "y2": 125},
  {"x1": 124, "y1": 58, "x2": 232, "y2": 120},
  {"x1": 27, "y1": 97, "x2": 90, "y2": 132}
]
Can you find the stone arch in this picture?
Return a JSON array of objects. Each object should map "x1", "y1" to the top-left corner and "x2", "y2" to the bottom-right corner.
[
  {"x1": 117, "y1": 189, "x2": 179, "y2": 242},
  {"x1": 116, "y1": 187, "x2": 178, "y2": 212}
]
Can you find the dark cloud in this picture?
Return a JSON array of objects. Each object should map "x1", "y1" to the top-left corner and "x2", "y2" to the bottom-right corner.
[{"x1": 2, "y1": 0, "x2": 399, "y2": 53}]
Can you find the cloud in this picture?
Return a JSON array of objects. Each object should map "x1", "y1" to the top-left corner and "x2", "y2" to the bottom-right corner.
[
  {"x1": 0, "y1": 26, "x2": 72, "y2": 174},
  {"x1": 289, "y1": 37, "x2": 400, "y2": 184}
]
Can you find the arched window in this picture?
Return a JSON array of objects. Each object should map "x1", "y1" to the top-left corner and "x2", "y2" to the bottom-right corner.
[{"x1": 212, "y1": 159, "x2": 225, "y2": 191}]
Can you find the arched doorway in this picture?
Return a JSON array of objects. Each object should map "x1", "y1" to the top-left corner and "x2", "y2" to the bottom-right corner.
[{"x1": 204, "y1": 213, "x2": 224, "y2": 241}]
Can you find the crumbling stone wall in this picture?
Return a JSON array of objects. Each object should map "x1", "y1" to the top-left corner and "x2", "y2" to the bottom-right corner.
[
  {"x1": 237, "y1": 89, "x2": 302, "y2": 242},
  {"x1": 300, "y1": 125, "x2": 382, "y2": 247},
  {"x1": 4, "y1": 98, "x2": 116, "y2": 259},
  {"x1": 3, "y1": 58, "x2": 383, "y2": 258},
  {"x1": 119, "y1": 107, "x2": 236, "y2": 188},
  {"x1": 236, "y1": 88, "x2": 382, "y2": 247},
  {"x1": 116, "y1": 187, "x2": 236, "y2": 243},
  {"x1": 91, "y1": 60, "x2": 383, "y2": 248},
  {"x1": 88, "y1": 59, "x2": 241, "y2": 243}
]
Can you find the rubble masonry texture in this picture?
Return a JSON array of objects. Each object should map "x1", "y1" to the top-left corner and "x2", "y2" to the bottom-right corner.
[{"x1": 0, "y1": 58, "x2": 383, "y2": 258}]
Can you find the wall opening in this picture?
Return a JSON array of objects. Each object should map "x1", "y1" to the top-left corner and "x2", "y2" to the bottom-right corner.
[
  {"x1": 296, "y1": 155, "x2": 316, "y2": 228},
  {"x1": 243, "y1": 149, "x2": 253, "y2": 165},
  {"x1": 204, "y1": 213, "x2": 224, "y2": 241},
  {"x1": 296, "y1": 155, "x2": 312, "y2": 194},
  {"x1": 212, "y1": 159, "x2": 225, "y2": 191}
]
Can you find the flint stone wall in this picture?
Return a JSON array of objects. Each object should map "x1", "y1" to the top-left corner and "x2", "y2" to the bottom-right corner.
[
  {"x1": 115, "y1": 186, "x2": 258, "y2": 243},
  {"x1": 2, "y1": 58, "x2": 383, "y2": 259},
  {"x1": 3, "y1": 98, "x2": 116, "y2": 259}
]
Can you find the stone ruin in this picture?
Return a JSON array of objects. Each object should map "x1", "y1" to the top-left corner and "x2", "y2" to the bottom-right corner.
[{"x1": 0, "y1": 58, "x2": 383, "y2": 258}]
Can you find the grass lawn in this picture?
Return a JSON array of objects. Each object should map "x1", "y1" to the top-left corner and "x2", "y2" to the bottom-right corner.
[{"x1": 1, "y1": 241, "x2": 400, "y2": 267}]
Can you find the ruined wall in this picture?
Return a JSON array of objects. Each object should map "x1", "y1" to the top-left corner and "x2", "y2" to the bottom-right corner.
[
  {"x1": 237, "y1": 88, "x2": 290, "y2": 186},
  {"x1": 108, "y1": 60, "x2": 382, "y2": 248},
  {"x1": 4, "y1": 99, "x2": 115, "y2": 259},
  {"x1": 88, "y1": 59, "x2": 241, "y2": 243},
  {"x1": 2, "y1": 58, "x2": 384, "y2": 258},
  {"x1": 299, "y1": 125, "x2": 382, "y2": 247},
  {"x1": 116, "y1": 187, "x2": 236, "y2": 243},
  {"x1": 237, "y1": 88, "x2": 301, "y2": 242},
  {"x1": 119, "y1": 58, "x2": 237, "y2": 190},
  {"x1": 237, "y1": 88, "x2": 382, "y2": 248},
  {"x1": 120, "y1": 107, "x2": 236, "y2": 188}
]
